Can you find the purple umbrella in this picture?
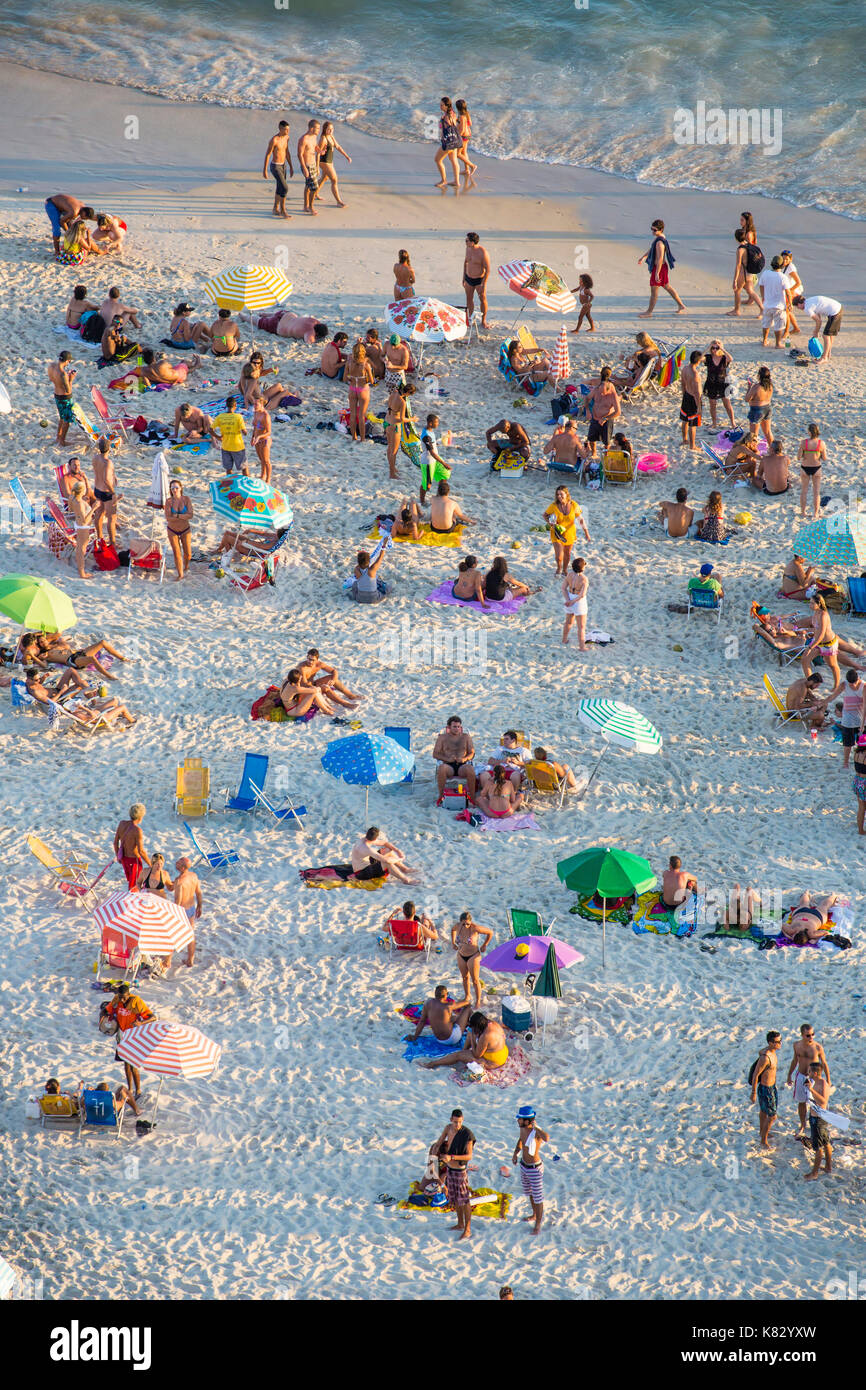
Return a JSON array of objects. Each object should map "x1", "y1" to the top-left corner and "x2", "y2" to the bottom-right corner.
[{"x1": 482, "y1": 936, "x2": 583, "y2": 974}]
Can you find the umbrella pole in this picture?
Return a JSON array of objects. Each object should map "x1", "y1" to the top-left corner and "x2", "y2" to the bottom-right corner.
[
  {"x1": 602, "y1": 904, "x2": 607, "y2": 969},
  {"x1": 365, "y1": 785, "x2": 369, "y2": 823},
  {"x1": 578, "y1": 745, "x2": 608, "y2": 798},
  {"x1": 151, "y1": 1077, "x2": 163, "y2": 1127}
]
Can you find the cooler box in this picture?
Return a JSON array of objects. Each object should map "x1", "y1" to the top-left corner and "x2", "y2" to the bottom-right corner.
[
  {"x1": 442, "y1": 781, "x2": 468, "y2": 812},
  {"x1": 502, "y1": 996, "x2": 532, "y2": 1032}
]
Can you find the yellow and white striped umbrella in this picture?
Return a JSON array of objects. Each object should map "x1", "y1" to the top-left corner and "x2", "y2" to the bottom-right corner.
[{"x1": 202, "y1": 265, "x2": 293, "y2": 313}]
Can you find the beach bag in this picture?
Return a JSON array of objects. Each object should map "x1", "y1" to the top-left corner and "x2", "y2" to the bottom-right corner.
[
  {"x1": 747, "y1": 1057, "x2": 760, "y2": 1086},
  {"x1": 93, "y1": 540, "x2": 120, "y2": 571},
  {"x1": 441, "y1": 119, "x2": 461, "y2": 151},
  {"x1": 744, "y1": 244, "x2": 765, "y2": 275},
  {"x1": 82, "y1": 313, "x2": 106, "y2": 343}
]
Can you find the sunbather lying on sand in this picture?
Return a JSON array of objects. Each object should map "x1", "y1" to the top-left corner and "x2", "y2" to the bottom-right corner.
[
  {"x1": 781, "y1": 891, "x2": 838, "y2": 942},
  {"x1": 419, "y1": 1011, "x2": 509, "y2": 1071}
]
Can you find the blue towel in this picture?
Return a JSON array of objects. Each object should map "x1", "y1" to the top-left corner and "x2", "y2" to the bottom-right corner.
[{"x1": 402, "y1": 1032, "x2": 465, "y2": 1062}]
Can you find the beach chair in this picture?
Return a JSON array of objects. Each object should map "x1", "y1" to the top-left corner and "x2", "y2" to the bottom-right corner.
[
  {"x1": 39, "y1": 1094, "x2": 80, "y2": 1128},
  {"x1": 10, "y1": 678, "x2": 36, "y2": 715},
  {"x1": 225, "y1": 530, "x2": 290, "y2": 596},
  {"x1": 174, "y1": 758, "x2": 212, "y2": 819},
  {"x1": 524, "y1": 759, "x2": 569, "y2": 809},
  {"x1": 387, "y1": 918, "x2": 432, "y2": 960},
  {"x1": 249, "y1": 781, "x2": 307, "y2": 830},
  {"x1": 763, "y1": 673, "x2": 813, "y2": 730},
  {"x1": 91, "y1": 385, "x2": 131, "y2": 440},
  {"x1": 601, "y1": 449, "x2": 637, "y2": 489},
  {"x1": 649, "y1": 341, "x2": 688, "y2": 393},
  {"x1": 26, "y1": 833, "x2": 89, "y2": 889},
  {"x1": 620, "y1": 357, "x2": 656, "y2": 404},
  {"x1": 223, "y1": 752, "x2": 270, "y2": 814},
  {"x1": 96, "y1": 922, "x2": 141, "y2": 984},
  {"x1": 182, "y1": 821, "x2": 240, "y2": 875},
  {"x1": 78, "y1": 1088, "x2": 127, "y2": 1140},
  {"x1": 384, "y1": 725, "x2": 415, "y2": 784},
  {"x1": 58, "y1": 861, "x2": 113, "y2": 912},
  {"x1": 507, "y1": 908, "x2": 554, "y2": 938},
  {"x1": 847, "y1": 577, "x2": 866, "y2": 617},
  {"x1": 502, "y1": 730, "x2": 531, "y2": 752},
  {"x1": 516, "y1": 325, "x2": 546, "y2": 363},
  {"x1": 126, "y1": 536, "x2": 165, "y2": 584},
  {"x1": 752, "y1": 625, "x2": 808, "y2": 669},
  {"x1": 700, "y1": 439, "x2": 742, "y2": 484},
  {"x1": 686, "y1": 584, "x2": 723, "y2": 623},
  {"x1": 497, "y1": 342, "x2": 545, "y2": 398}
]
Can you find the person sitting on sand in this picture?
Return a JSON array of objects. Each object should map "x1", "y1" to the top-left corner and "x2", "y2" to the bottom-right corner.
[
  {"x1": 785, "y1": 672, "x2": 829, "y2": 728},
  {"x1": 433, "y1": 715, "x2": 476, "y2": 801},
  {"x1": 420, "y1": 1010, "x2": 508, "y2": 1071},
  {"x1": 393, "y1": 499, "x2": 424, "y2": 539},
  {"x1": 475, "y1": 764, "x2": 526, "y2": 818},
  {"x1": 65, "y1": 285, "x2": 99, "y2": 331},
  {"x1": 90, "y1": 213, "x2": 125, "y2": 252},
  {"x1": 168, "y1": 302, "x2": 213, "y2": 350},
  {"x1": 173, "y1": 402, "x2": 214, "y2": 443},
  {"x1": 101, "y1": 316, "x2": 138, "y2": 364},
  {"x1": 255, "y1": 310, "x2": 329, "y2": 343},
  {"x1": 507, "y1": 339, "x2": 552, "y2": 387},
  {"x1": 351, "y1": 826, "x2": 419, "y2": 885},
  {"x1": 781, "y1": 891, "x2": 838, "y2": 942},
  {"x1": 451, "y1": 554, "x2": 487, "y2": 607},
  {"x1": 486, "y1": 418, "x2": 531, "y2": 468},
  {"x1": 99, "y1": 287, "x2": 141, "y2": 331},
  {"x1": 134, "y1": 348, "x2": 200, "y2": 387},
  {"x1": 58, "y1": 216, "x2": 104, "y2": 266},
  {"x1": 430, "y1": 481, "x2": 473, "y2": 534},
  {"x1": 403, "y1": 984, "x2": 472, "y2": 1046},
  {"x1": 279, "y1": 667, "x2": 336, "y2": 718},
  {"x1": 296, "y1": 648, "x2": 362, "y2": 709},
  {"x1": 351, "y1": 536, "x2": 393, "y2": 603},
  {"x1": 238, "y1": 359, "x2": 293, "y2": 412},
  {"x1": 321, "y1": 332, "x2": 348, "y2": 380},
  {"x1": 661, "y1": 855, "x2": 697, "y2": 910},
  {"x1": 530, "y1": 745, "x2": 580, "y2": 791},
  {"x1": 751, "y1": 438, "x2": 790, "y2": 494},
  {"x1": 483, "y1": 556, "x2": 531, "y2": 601},
  {"x1": 210, "y1": 308, "x2": 241, "y2": 357},
  {"x1": 695, "y1": 491, "x2": 726, "y2": 545},
  {"x1": 722, "y1": 883, "x2": 759, "y2": 930},
  {"x1": 658, "y1": 488, "x2": 696, "y2": 538}
]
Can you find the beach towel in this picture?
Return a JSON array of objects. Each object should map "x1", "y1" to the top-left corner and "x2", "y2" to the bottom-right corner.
[
  {"x1": 366, "y1": 523, "x2": 464, "y2": 549},
  {"x1": 396, "y1": 1182, "x2": 511, "y2": 1220},
  {"x1": 470, "y1": 810, "x2": 540, "y2": 833},
  {"x1": 53, "y1": 324, "x2": 100, "y2": 349},
  {"x1": 426, "y1": 581, "x2": 528, "y2": 615},
  {"x1": 569, "y1": 893, "x2": 635, "y2": 925},
  {"x1": 452, "y1": 1043, "x2": 530, "y2": 1089},
  {"x1": 299, "y1": 865, "x2": 388, "y2": 890},
  {"x1": 171, "y1": 440, "x2": 212, "y2": 454},
  {"x1": 397, "y1": 998, "x2": 455, "y2": 1023},
  {"x1": 402, "y1": 1034, "x2": 465, "y2": 1062},
  {"x1": 201, "y1": 396, "x2": 254, "y2": 419},
  {"x1": 631, "y1": 890, "x2": 700, "y2": 938}
]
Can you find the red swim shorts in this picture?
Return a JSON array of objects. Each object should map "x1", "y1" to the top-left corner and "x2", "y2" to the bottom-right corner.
[{"x1": 650, "y1": 264, "x2": 670, "y2": 288}]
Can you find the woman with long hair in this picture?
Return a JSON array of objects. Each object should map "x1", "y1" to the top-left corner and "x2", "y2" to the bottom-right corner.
[
  {"x1": 797, "y1": 421, "x2": 827, "y2": 521},
  {"x1": 345, "y1": 340, "x2": 374, "y2": 443},
  {"x1": 317, "y1": 121, "x2": 351, "y2": 207},
  {"x1": 393, "y1": 249, "x2": 415, "y2": 301},
  {"x1": 455, "y1": 99, "x2": 477, "y2": 178},
  {"x1": 434, "y1": 97, "x2": 461, "y2": 188},
  {"x1": 745, "y1": 365, "x2": 773, "y2": 445}
]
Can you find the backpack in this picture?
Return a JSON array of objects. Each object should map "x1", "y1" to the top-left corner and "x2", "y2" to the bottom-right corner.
[
  {"x1": 81, "y1": 313, "x2": 106, "y2": 343},
  {"x1": 744, "y1": 244, "x2": 765, "y2": 275},
  {"x1": 748, "y1": 1057, "x2": 760, "y2": 1086}
]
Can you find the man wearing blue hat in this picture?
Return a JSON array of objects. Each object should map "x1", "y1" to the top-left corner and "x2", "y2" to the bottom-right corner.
[
  {"x1": 687, "y1": 562, "x2": 723, "y2": 599},
  {"x1": 512, "y1": 1107, "x2": 549, "y2": 1235}
]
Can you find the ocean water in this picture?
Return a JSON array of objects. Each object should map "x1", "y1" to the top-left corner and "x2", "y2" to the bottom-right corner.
[{"x1": 1, "y1": 0, "x2": 864, "y2": 217}]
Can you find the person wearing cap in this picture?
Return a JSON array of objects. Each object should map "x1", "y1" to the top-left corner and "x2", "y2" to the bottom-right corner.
[
  {"x1": 512, "y1": 1107, "x2": 549, "y2": 1234},
  {"x1": 168, "y1": 302, "x2": 213, "y2": 350},
  {"x1": 384, "y1": 334, "x2": 411, "y2": 390},
  {"x1": 173, "y1": 859, "x2": 202, "y2": 967},
  {"x1": 687, "y1": 562, "x2": 723, "y2": 598}
]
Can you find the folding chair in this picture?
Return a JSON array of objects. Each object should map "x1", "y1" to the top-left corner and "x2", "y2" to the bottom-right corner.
[
  {"x1": 497, "y1": 342, "x2": 545, "y2": 398},
  {"x1": 620, "y1": 357, "x2": 656, "y2": 403},
  {"x1": 58, "y1": 861, "x2": 113, "y2": 911},
  {"x1": 752, "y1": 625, "x2": 808, "y2": 669},
  {"x1": 78, "y1": 1088, "x2": 126, "y2": 1140},
  {"x1": 183, "y1": 821, "x2": 240, "y2": 874},
  {"x1": 507, "y1": 908, "x2": 555, "y2": 938},
  {"x1": 601, "y1": 449, "x2": 637, "y2": 489},
  {"x1": 517, "y1": 325, "x2": 546, "y2": 363},
  {"x1": 10, "y1": 678, "x2": 37, "y2": 715},
  {"x1": 847, "y1": 577, "x2": 866, "y2": 617},
  {"x1": 524, "y1": 759, "x2": 568, "y2": 809},
  {"x1": 126, "y1": 537, "x2": 165, "y2": 584},
  {"x1": 26, "y1": 833, "x2": 89, "y2": 888},
  {"x1": 39, "y1": 1094, "x2": 80, "y2": 1128},
  {"x1": 96, "y1": 923, "x2": 141, "y2": 985},
  {"x1": 387, "y1": 918, "x2": 432, "y2": 960},
  {"x1": 384, "y1": 725, "x2": 415, "y2": 784},
  {"x1": 701, "y1": 439, "x2": 742, "y2": 484},
  {"x1": 91, "y1": 385, "x2": 131, "y2": 441},
  {"x1": 249, "y1": 781, "x2": 307, "y2": 830},
  {"x1": 686, "y1": 585, "x2": 723, "y2": 623},
  {"x1": 223, "y1": 752, "x2": 270, "y2": 814},
  {"x1": 649, "y1": 341, "x2": 688, "y2": 393},
  {"x1": 763, "y1": 673, "x2": 813, "y2": 730},
  {"x1": 174, "y1": 758, "x2": 212, "y2": 819}
]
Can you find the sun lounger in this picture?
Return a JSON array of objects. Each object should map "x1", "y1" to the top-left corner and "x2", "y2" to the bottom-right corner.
[
  {"x1": 58, "y1": 861, "x2": 113, "y2": 911},
  {"x1": 763, "y1": 673, "x2": 813, "y2": 730},
  {"x1": 223, "y1": 752, "x2": 269, "y2": 814},
  {"x1": 847, "y1": 577, "x2": 866, "y2": 617},
  {"x1": 752, "y1": 624, "x2": 808, "y2": 668},
  {"x1": 183, "y1": 821, "x2": 240, "y2": 874},
  {"x1": 601, "y1": 448, "x2": 637, "y2": 489},
  {"x1": 26, "y1": 833, "x2": 89, "y2": 889}
]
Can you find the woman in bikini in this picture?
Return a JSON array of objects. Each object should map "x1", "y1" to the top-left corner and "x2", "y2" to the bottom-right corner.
[
  {"x1": 279, "y1": 668, "x2": 336, "y2": 719},
  {"x1": 393, "y1": 249, "x2": 415, "y2": 301},
  {"x1": 164, "y1": 479, "x2": 193, "y2": 581},
  {"x1": 797, "y1": 422, "x2": 827, "y2": 521},
  {"x1": 434, "y1": 97, "x2": 462, "y2": 188},
  {"x1": 168, "y1": 303, "x2": 212, "y2": 350},
  {"x1": 385, "y1": 379, "x2": 412, "y2": 480},
  {"x1": 420, "y1": 1010, "x2": 509, "y2": 1072},
  {"x1": 140, "y1": 853, "x2": 173, "y2": 898},
  {"x1": 36, "y1": 631, "x2": 126, "y2": 680},
  {"x1": 452, "y1": 555, "x2": 487, "y2": 607},
  {"x1": 455, "y1": 99, "x2": 477, "y2": 179},
  {"x1": 238, "y1": 360, "x2": 290, "y2": 412},
  {"x1": 802, "y1": 596, "x2": 866, "y2": 686},
  {"x1": 452, "y1": 912, "x2": 494, "y2": 1008},
  {"x1": 475, "y1": 765, "x2": 525, "y2": 820},
  {"x1": 317, "y1": 121, "x2": 351, "y2": 207},
  {"x1": 68, "y1": 481, "x2": 95, "y2": 579},
  {"x1": 345, "y1": 341, "x2": 374, "y2": 443},
  {"x1": 251, "y1": 399, "x2": 272, "y2": 484}
]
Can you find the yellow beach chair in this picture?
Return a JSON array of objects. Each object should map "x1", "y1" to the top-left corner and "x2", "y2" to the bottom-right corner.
[
  {"x1": 762, "y1": 674, "x2": 812, "y2": 730},
  {"x1": 26, "y1": 833, "x2": 89, "y2": 888},
  {"x1": 524, "y1": 759, "x2": 569, "y2": 810},
  {"x1": 174, "y1": 758, "x2": 212, "y2": 818}
]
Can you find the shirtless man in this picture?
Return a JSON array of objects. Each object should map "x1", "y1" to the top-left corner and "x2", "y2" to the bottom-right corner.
[
  {"x1": 321, "y1": 332, "x2": 348, "y2": 380},
  {"x1": 679, "y1": 351, "x2": 703, "y2": 451},
  {"x1": 297, "y1": 120, "x2": 321, "y2": 215},
  {"x1": 785, "y1": 673, "x2": 828, "y2": 728},
  {"x1": 297, "y1": 648, "x2": 362, "y2": 709},
  {"x1": 263, "y1": 119, "x2": 294, "y2": 218},
  {"x1": 45, "y1": 195, "x2": 95, "y2": 254},
  {"x1": 404, "y1": 984, "x2": 471, "y2": 1045},
  {"x1": 543, "y1": 418, "x2": 587, "y2": 474},
  {"x1": 786, "y1": 1020, "x2": 830, "y2": 1137},
  {"x1": 210, "y1": 308, "x2": 241, "y2": 357},
  {"x1": 749, "y1": 1030, "x2": 782, "y2": 1149},
  {"x1": 113, "y1": 804, "x2": 150, "y2": 891},
  {"x1": 512, "y1": 1107, "x2": 549, "y2": 1234},
  {"x1": 137, "y1": 349, "x2": 201, "y2": 386},
  {"x1": 173, "y1": 858, "x2": 202, "y2": 967},
  {"x1": 173, "y1": 402, "x2": 214, "y2": 442},
  {"x1": 364, "y1": 329, "x2": 385, "y2": 378},
  {"x1": 433, "y1": 715, "x2": 476, "y2": 800},
  {"x1": 384, "y1": 335, "x2": 411, "y2": 388},
  {"x1": 661, "y1": 855, "x2": 696, "y2": 909},
  {"x1": 584, "y1": 369, "x2": 621, "y2": 458},
  {"x1": 48, "y1": 351, "x2": 77, "y2": 445},
  {"x1": 91, "y1": 437, "x2": 119, "y2": 546},
  {"x1": 60, "y1": 456, "x2": 96, "y2": 506},
  {"x1": 99, "y1": 287, "x2": 141, "y2": 331},
  {"x1": 657, "y1": 488, "x2": 695, "y2": 538},
  {"x1": 486, "y1": 418, "x2": 531, "y2": 467},
  {"x1": 803, "y1": 1063, "x2": 834, "y2": 1181},
  {"x1": 256, "y1": 310, "x2": 328, "y2": 343},
  {"x1": 430, "y1": 481, "x2": 474, "y2": 534},
  {"x1": 751, "y1": 439, "x2": 790, "y2": 495},
  {"x1": 350, "y1": 827, "x2": 418, "y2": 885},
  {"x1": 462, "y1": 233, "x2": 491, "y2": 328}
]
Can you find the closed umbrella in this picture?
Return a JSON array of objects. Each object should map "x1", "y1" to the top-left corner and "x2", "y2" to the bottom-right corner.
[
  {"x1": 116, "y1": 1021, "x2": 221, "y2": 1125},
  {"x1": 577, "y1": 697, "x2": 663, "y2": 795},
  {"x1": 209, "y1": 476, "x2": 293, "y2": 535},
  {"x1": 550, "y1": 324, "x2": 570, "y2": 386},
  {"x1": 93, "y1": 891, "x2": 194, "y2": 955},
  {"x1": 0, "y1": 575, "x2": 76, "y2": 632},
  {"x1": 792, "y1": 514, "x2": 866, "y2": 569},
  {"x1": 556, "y1": 846, "x2": 655, "y2": 967},
  {"x1": 321, "y1": 731, "x2": 415, "y2": 818},
  {"x1": 531, "y1": 942, "x2": 563, "y2": 1042}
]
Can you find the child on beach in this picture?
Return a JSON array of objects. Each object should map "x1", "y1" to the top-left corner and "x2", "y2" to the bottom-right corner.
[{"x1": 571, "y1": 274, "x2": 595, "y2": 332}]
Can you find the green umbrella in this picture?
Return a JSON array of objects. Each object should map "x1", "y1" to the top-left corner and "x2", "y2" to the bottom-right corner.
[
  {"x1": 556, "y1": 845, "x2": 655, "y2": 968},
  {"x1": 0, "y1": 575, "x2": 76, "y2": 632},
  {"x1": 532, "y1": 943, "x2": 562, "y2": 999}
]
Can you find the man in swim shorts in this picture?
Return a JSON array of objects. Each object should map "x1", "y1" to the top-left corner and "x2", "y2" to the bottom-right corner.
[
  {"x1": 45, "y1": 194, "x2": 95, "y2": 255},
  {"x1": 657, "y1": 488, "x2": 695, "y2": 538},
  {"x1": 804, "y1": 1062, "x2": 834, "y2": 1180},
  {"x1": 462, "y1": 233, "x2": 490, "y2": 328},
  {"x1": 661, "y1": 855, "x2": 697, "y2": 910},
  {"x1": 92, "y1": 437, "x2": 119, "y2": 546},
  {"x1": 749, "y1": 1030, "x2": 782, "y2": 1148},
  {"x1": 433, "y1": 715, "x2": 476, "y2": 801},
  {"x1": 173, "y1": 858, "x2": 202, "y2": 967},
  {"x1": 512, "y1": 1105, "x2": 549, "y2": 1234},
  {"x1": 485, "y1": 418, "x2": 531, "y2": 469},
  {"x1": 297, "y1": 120, "x2": 321, "y2": 215},
  {"x1": 786, "y1": 1021, "x2": 830, "y2": 1137},
  {"x1": 403, "y1": 984, "x2": 472, "y2": 1045},
  {"x1": 350, "y1": 827, "x2": 417, "y2": 885},
  {"x1": 113, "y1": 804, "x2": 150, "y2": 891},
  {"x1": 432, "y1": 1109, "x2": 475, "y2": 1241},
  {"x1": 262, "y1": 119, "x2": 294, "y2": 219},
  {"x1": 47, "y1": 351, "x2": 78, "y2": 445},
  {"x1": 679, "y1": 351, "x2": 703, "y2": 451},
  {"x1": 429, "y1": 481, "x2": 473, "y2": 534}
]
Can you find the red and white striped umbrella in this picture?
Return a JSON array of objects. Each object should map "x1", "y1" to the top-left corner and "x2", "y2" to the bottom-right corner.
[
  {"x1": 497, "y1": 260, "x2": 577, "y2": 314},
  {"x1": 550, "y1": 324, "x2": 570, "y2": 382},
  {"x1": 116, "y1": 1021, "x2": 221, "y2": 1078},
  {"x1": 93, "y1": 890, "x2": 194, "y2": 953}
]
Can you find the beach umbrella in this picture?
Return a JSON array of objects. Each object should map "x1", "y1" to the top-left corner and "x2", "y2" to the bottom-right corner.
[
  {"x1": 321, "y1": 731, "x2": 415, "y2": 818},
  {"x1": 209, "y1": 476, "x2": 293, "y2": 534},
  {"x1": 550, "y1": 324, "x2": 570, "y2": 385},
  {"x1": 531, "y1": 942, "x2": 563, "y2": 1042},
  {"x1": 116, "y1": 1021, "x2": 221, "y2": 1126},
  {"x1": 93, "y1": 890, "x2": 194, "y2": 955},
  {"x1": 0, "y1": 1257, "x2": 15, "y2": 1300},
  {"x1": 792, "y1": 514, "x2": 866, "y2": 569},
  {"x1": 577, "y1": 697, "x2": 663, "y2": 795},
  {"x1": 0, "y1": 575, "x2": 76, "y2": 632},
  {"x1": 482, "y1": 935, "x2": 583, "y2": 975},
  {"x1": 556, "y1": 846, "x2": 655, "y2": 968},
  {"x1": 384, "y1": 297, "x2": 466, "y2": 368},
  {"x1": 202, "y1": 265, "x2": 293, "y2": 313},
  {"x1": 497, "y1": 260, "x2": 577, "y2": 315}
]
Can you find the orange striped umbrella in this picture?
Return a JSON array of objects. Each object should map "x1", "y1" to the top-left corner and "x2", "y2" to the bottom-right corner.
[
  {"x1": 550, "y1": 325, "x2": 570, "y2": 383},
  {"x1": 93, "y1": 890, "x2": 194, "y2": 953},
  {"x1": 116, "y1": 1021, "x2": 221, "y2": 1078}
]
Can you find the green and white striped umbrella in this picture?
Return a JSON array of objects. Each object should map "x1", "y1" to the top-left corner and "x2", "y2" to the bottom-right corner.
[
  {"x1": 202, "y1": 265, "x2": 293, "y2": 313},
  {"x1": 577, "y1": 699, "x2": 662, "y2": 754},
  {"x1": 792, "y1": 514, "x2": 866, "y2": 569}
]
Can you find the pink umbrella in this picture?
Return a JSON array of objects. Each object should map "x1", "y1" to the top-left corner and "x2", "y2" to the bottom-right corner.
[
  {"x1": 497, "y1": 261, "x2": 577, "y2": 315},
  {"x1": 93, "y1": 890, "x2": 194, "y2": 954},
  {"x1": 550, "y1": 324, "x2": 570, "y2": 384},
  {"x1": 482, "y1": 936, "x2": 583, "y2": 974}
]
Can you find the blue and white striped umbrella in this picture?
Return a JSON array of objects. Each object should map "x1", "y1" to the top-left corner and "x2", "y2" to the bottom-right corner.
[{"x1": 321, "y1": 732, "x2": 415, "y2": 817}]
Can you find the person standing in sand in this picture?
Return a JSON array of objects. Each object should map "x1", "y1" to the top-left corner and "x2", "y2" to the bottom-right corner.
[
  {"x1": 164, "y1": 479, "x2": 193, "y2": 581},
  {"x1": 113, "y1": 804, "x2": 150, "y2": 891},
  {"x1": 679, "y1": 350, "x2": 703, "y2": 452},
  {"x1": 749, "y1": 1030, "x2": 782, "y2": 1149},
  {"x1": 638, "y1": 219, "x2": 686, "y2": 316},
  {"x1": 251, "y1": 399, "x2": 272, "y2": 484},
  {"x1": 451, "y1": 911, "x2": 494, "y2": 1007},
  {"x1": 786, "y1": 1022, "x2": 830, "y2": 1138},
  {"x1": 435, "y1": 97, "x2": 462, "y2": 188},
  {"x1": 48, "y1": 351, "x2": 78, "y2": 445},
  {"x1": 263, "y1": 119, "x2": 294, "y2": 219},
  {"x1": 92, "y1": 437, "x2": 119, "y2": 547},
  {"x1": 297, "y1": 120, "x2": 321, "y2": 215},
  {"x1": 68, "y1": 481, "x2": 95, "y2": 579},
  {"x1": 385, "y1": 380, "x2": 413, "y2": 480},
  {"x1": 173, "y1": 858, "x2": 202, "y2": 967},
  {"x1": 345, "y1": 341, "x2": 374, "y2": 443},
  {"x1": 462, "y1": 233, "x2": 490, "y2": 327},
  {"x1": 432, "y1": 1110, "x2": 476, "y2": 1241},
  {"x1": 513, "y1": 1106, "x2": 549, "y2": 1234},
  {"x1": 562, "y1": 557, "x2": 589, "y2": 649},
  {"x1": 803, "y1": 1062, "x2": 834, "y2": 1181},
  {"x1": 728, "y1": 229, "x2": 764, "y2": 317},
  {"x1": 393, "y1": 250, "x2": 415, "y2": 301}
]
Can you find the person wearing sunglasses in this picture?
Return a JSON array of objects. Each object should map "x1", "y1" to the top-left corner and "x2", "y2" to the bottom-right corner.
[
  {"x1": 786, "y1": 1020, "x2": 831, "y2": 1138},
  {"x1": 512, "y1": 1106, "x2": 550, "y2": 1235}
]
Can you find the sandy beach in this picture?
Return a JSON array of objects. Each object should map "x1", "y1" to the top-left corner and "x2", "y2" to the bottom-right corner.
[{"x1": 0, "y1": 60, "x2": 865, "y2": 1304}]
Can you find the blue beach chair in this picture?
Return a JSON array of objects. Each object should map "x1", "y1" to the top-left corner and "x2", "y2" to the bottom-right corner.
[
  {"x1": 384, "y1": 726, "x2": 415, "y2": 784},
  {"x1": 223, "y1": 752, "x2": 270, "y2": 814},
  {"x1": 847, "y1": 576, "x2": 866, "y2": 617},
  {"x1": 78, "y1": 1088, "x2": 126, "y2": 1140},
  {"x1": 497, "y1": 342, "x2": 545, "y2": 398},
  {"x1": 686, "y1": 585, "x2": 723, "y2": 623},
  {"x1": 249, "y1": 782, "x2": 306, "y2": 830},
  {"x1": 183, "y1": 821, "x2": 240, "y2": 874}
]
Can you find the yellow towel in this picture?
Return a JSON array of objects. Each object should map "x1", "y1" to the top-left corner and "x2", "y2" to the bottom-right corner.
[
  {"x1": 365, "y1": 523, "x2": 463, "y2": 549},
  {"x1": 396, "y1": 1181, "x2": 511, "y2": 1219}
]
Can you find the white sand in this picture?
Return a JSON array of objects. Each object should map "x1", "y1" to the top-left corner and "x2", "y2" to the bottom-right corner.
[{"x1": 1, "y1": 62, "x2": 865, "y2": 1302}]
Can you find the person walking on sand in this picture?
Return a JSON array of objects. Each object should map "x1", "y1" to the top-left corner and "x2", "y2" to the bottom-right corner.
[
  {"x1": 435, "y1": 97, "x2": 462, "y2": 188},
  {"x1": 263, "y1": 119, "x2": 293, "y2": 219},
  {"x1": 562, "y1": 557, "x2": 589, "y2": 649},
  {"x1": 638, "y1": 219, "x2": 686, "y2": 316},
  {"x1": 728, "y1": 229, "x2": 764, "y2": 317},
  {"x1": 786, "y1": 1023, "x2": 830, "y2": 1138},
  {"x1": 513, "y1": 1106, "x2": 549, "y2": 1234},
  {"x1": 455, "y1": 100, "x2": 477, "y2": 179},
  {"x1": 297, "y1": 120, "x2": 321, "y2": 215},
  {"x1": 462, "y1": 233, "x2": 490, "y2": 327},
  {"x1": 113, "y1": 804, "x2": 150, "y2": 891},
  {"x1": 749, "y1": 1030, "x2": 782, "y2": 1149},
  {"x1": 317, "y1": 122, "x2": 351, "y2": 207},
  {"x1": 164, "y1": 479, "x2": 193, "y2": 581},
  {"x1": 570, "y1": 273, "x2": 595, "y2": 332},
  {"x1": 433, "y1": 1110, "x2": 476, "y2": 1241},
  {"x1": 803, "y1": 1062, "x2": 834, "y2": 1181},
  {"x1": 544, "y1": 485, "x2": 589, "y2": 577},
  {"x1": 173, "y1": 858, "x2": 202, "y2": 967},
  {"x1": 679, "y1": 350, "x2": 703, "y2": 452},
  {"x1": 48, "y1": 351, "x2": 78, "y2": 445},
  {"x1": 838, "y1": 669, "x2": 864, "y2": 769}
]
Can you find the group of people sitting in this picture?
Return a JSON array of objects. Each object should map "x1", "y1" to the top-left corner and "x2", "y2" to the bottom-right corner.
[
  {"x1": 432, "y1": 718, "x2": 579, "y2": 811},
  {"x1": 658, "y1": 489, "x2": 728, "y2": 542},
  {"x1": 257, "y1": 649, "x2": 364, "y2": 721}
]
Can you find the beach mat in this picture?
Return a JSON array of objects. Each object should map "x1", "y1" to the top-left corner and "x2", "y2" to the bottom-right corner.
[
  {"x1": 299, "y1": 865, "x2": 388, "y2": 891},
  {"x1": 366, "y1": 523, "x2": 464, "y2": 549},
  {"x1": 396, "y1": 1181, "x2": 511, "y2": 1220},
  {"x1": 452, "y1": 1043, "x2": 530, "y2": 1089},
  {"x1": 426, "y1": 581, "x2": 528, "y2": 615}
]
